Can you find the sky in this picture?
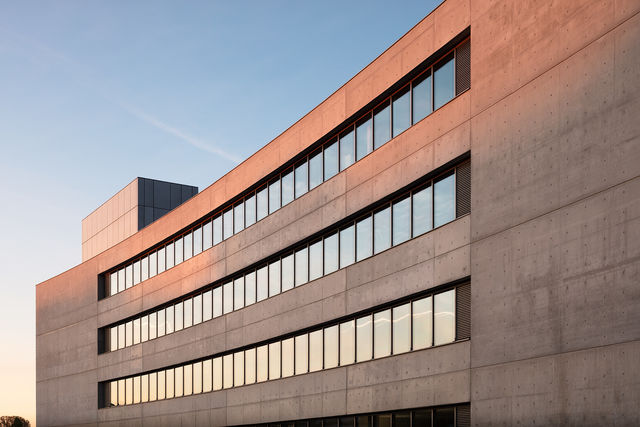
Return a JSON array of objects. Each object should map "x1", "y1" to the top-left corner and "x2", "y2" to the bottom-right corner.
[{"x1": 0, "y1": 1, "x2": 441, "y2": 424}]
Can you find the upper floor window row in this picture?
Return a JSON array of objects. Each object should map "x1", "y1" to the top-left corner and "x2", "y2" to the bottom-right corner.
[
  {"x1": 101, "y1": 37, "x2": 471, "y2": 299},
  {"x1": 101, "y1": 161, "x2": 470, "y2": 354}
]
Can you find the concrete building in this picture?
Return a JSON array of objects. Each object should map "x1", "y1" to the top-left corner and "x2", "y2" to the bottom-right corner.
[{"x1": 36, "y1": 0, "x2": 640, "y2": 426}]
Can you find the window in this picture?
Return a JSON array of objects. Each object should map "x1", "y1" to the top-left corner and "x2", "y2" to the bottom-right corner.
[
  {"x1": 110, "y1": 327, "x2": 117, "y2": 352},
  {"x1": 234, "y1": 351, "x2": 244, "y2": 387},
  {"x1": 245, "y1": 348, "x2": 256, "y2": 384},
  {"x1": 175, "y1": 365, "x2": 184, "y2": 397},
  {"x1": 174, "y1": 301, "x2": 183, "y2": 332},
  {"x1": 373, "y1": 101, "x2": 391, "y2": 149},
  {"x1": 158, "y1": 247, "x2": 166, "y2": 273},
  {"x1": 174, "y1": 237, "x2": 184, "y2": 265},
  {"x1": 309, "y1": 149, "x2": 323, "y2": 190},
  {"x1": 295, "y1": 247, "x2": 308, "y2": 286},
  {"x1": 117, "y1": 379, "x2": 125, "y2": 406},
  {"x1": 149, "y1": 252, "x2": 157, "y2": 277},
  {"x1": 110, "y1": 273, "x2": 117, "y2": 296},
  {"x1": 223, "y1": 208, "x2": 233, "y2": 240},
  {"x1": 356, "y1": 216, "x2": 372, "y2": 261},
  {"x1": 356, "y1": 116, "x2": 373, "y2": 161},
  {"x1": 223, "y1": 281, "x2": 233, "y2": 314},
  {"x1": 165, "y1": 368, "x2": 174, "y2": 399},
  {"x1": 392, "y1": 196, "x2": 411, "y2": 245},
  {"x1": 234, "y1": 277, "x2": 244, "y2": 310},
  {"x1": 125, "y1": 265, "x2": 133, "y2": 289},
  {"x1": 281, "y1": 253, "x2": 294, "y2": 292},
  {"x1": 149, "y1": 372, "x2": 157, "y2": 401},
  {"x1": 373, "y1": 206, "x2": 391, "y2": 254},
  {"x1": 434, "y1": 173, "x2": 455, "y2": 228},
  {"x1": 392, "y1": 86, "x2": 411, "y2": 137},
  {"x1": 117, "y1": 269, "x2": 125, "y2": 293},
  {"x1": 183, "y1": 298, "x2": 192, "y2": 328},
  {"x1": 257, "y1": 187, "x2": 268, "y2": 221},
  {"x1": 434, "y1": 290, "x2": 455, "y2": 345},
  {"x1": 257, "y1": 265, "x2": 268, "y2": 302},
  {"x1": 125, "y1": 377, "x2": 133, "y2": 405},
  {"x1": 269, "y1": 259, "x2": 281, "y2": 297},
  {"x1": 193, "y1": 361, "x2": 202, "y2": 394},
  {"x1": 245, "y1": 271, "x2": 256, "y2": 306},
  {"x1": 392, "y1": 303, "x2": 411, "y2": 354},
  {"x1": 203, "y1": 290, "x2": 212, "y2": 321},
  {"x1": 141, "y1": 316, "x2": 149, "y2": 343},
  {"x1": 309, "y1": 240, "x2": 323, "y2": 281},
  {"x1": 373, "y1": 309, "x2": 391, "y2": 358},
  {"x1": 324, "y1": 325, "x2": 338, "y2": 369},
  {"x1": 282, "y1": 169, "x2": 294, "y2": 206},
  {"x1": 324, "y1": 232, "x2": 339, "y2": 275},
  {"x1": 339, "y1": 128, "x2": 355, "y2": 171},
  {"x1": 282, "y1": 338, "x2": 294, "y2": 377},
  {"x1": 245, "y1": 194, "x2": 257, "y2": 227},
  {"x1": 141, "y1": 258, "x2": 148, "y2": 282},
  {"x1": 295, "y1": 333, "x2": 308, "y2": 375},
  {"x1": 133, "y1": 318, "x2": 140, "y2": 345},
  {"x1": 184, "y1": 232, "x2": 193, "y2": 260},
  {"x1": 257, "y1": 345, "x2": 268, "y2": 382},
  {"x1": 157, "y1": 309, "x2": 165, "y2": 337},
  {"x1": 193, "y1": 294, "x2": 202, "y2": 325},
  {"x1": 234, "y1": 202, "x2": 244, "y2": 234},
  {"x1": 203, "y1": 359, "x2": 212, "y2": 392},
  {"x1": 125, "y1": 321, "x2": 132, "y2": 347},
  {"x1": 412, "y1": 71, "x2": 432, "y2": 124},
  {"x1": 203, "y1": 220, "x2": 213, "y2": 250},
  {"x1": 309, "y1": 330, "x2": 323, "y2": 372},
  {"x1": 157, "y1": 370, "x2": 165, "y2": 400},
  {"x1": 393, "y1": 412, "x2": 410, "y2": 427},
  {"x1": 434, "y1": 407, "x2": 455, "y2": 427},
  {"x1": 356, "y1": 315, "x2": 373, "y2": 363},
  {"x1": 434, "y1": 53, "x2": 455, "y2": 110},
  {"x1": 339, "y1": 320, "x2": 355, "y2": 366},
  {"x1": 213, "y1": 287, "x2": 222, "y2": 317},
  {"x1": 269, "y1": 342, "x2": 281, "y2": 380},
  {"x1": 269, "y1": 178, "x2": 281, "y2": 214},
  {"x1": 295, "y1": 161, "x2": 308, "y2": 199},
  {"x1": 223, "y1": 354, "x2": 233, "y2": 389},
  {"x1": 339, "y1": 224, "x2": 355, "y2": 268},
  {"x1": 213, "y1": 215, "x2": 222, "y2": 245},
  {"x1": 213, "y1": 357, "x2": 222, "y2": 391},
  {"x1": 133, "y1": 260, "x2": 141, "y2": 285},
  {"x1": 324, "y1": 140, "x2": 339, "y2": 180},
  {"x1": 412, "y1": 185, "x2": 432, "y2": 236}
]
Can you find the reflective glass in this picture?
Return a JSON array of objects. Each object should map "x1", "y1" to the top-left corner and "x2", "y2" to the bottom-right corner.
[
  {"x1": 223, "y1": 208, "x2": 233, "y2": 240},
  {"x1": 281, "y1": 169, "x2": 295, "y2": 206},
  {"x1": 340, "y1": 320, "x2": 355, "y2": 366},
  {"x1": 393, "y1": 303, "x2": 411, "y2": 354},
  {"x1": 157, "y1": 309, "x2": 165, "y2": 337},
  {"x1": 356, "y1": 315, "x2": 373, "y2": 362},
  {"x1": 141, "y1": 315, "x2": 148, "y2": 342},
  {"x1": 133, "y1": 318, "x2": 140, "y2": 345},
  {"x1": 281, "y1": 253, "x2": 294, "y2": 292},
  {"x1": 295, "y1": 247, "x2": 308, "y2": 286},
  {"x1": 174, "y1": 366, "x2": 183, "y2": 397},
  {"x1": 339, "y1": 225, "x2": 355, "y2": 268},
  {"x1": 213, "y1": 357, "x2": 223, "y2": 391},
  {"x1": 295, "y1": 161, "x2": 308, "y2": 198},
  {"x1": 257, "y1": 187, "x2": 268, "y2": 221},
  {"x1": 434, "y1": 407, "x2": 455, "y2": 427},
  {"x1": 339, "y1": 128, "x2": 355, "y2": 171},
  {"x1": 223, "y1": 354, "x2": 233, "y2": 389},
  {"x1": 141, "y1": 374, "x2": 149, "y2": 402},
  {"x1": 257, "y1": 265, "x2": 268, "y2": 302},
  {"x1": 118, "y1": 324, "x2": 125, "y2": 349},
  {"x1": 110, "y1": 272, "x2": 117, "y2": 296},
  {"x1": 269, "y1": 178, "x2": 281, "y2": 215},
  {"x1": 234, "y1": 276, "x2": 244, "y2": 310},
  {"x1": 245, "y1": 271, "x2": 256, "y2": 306},
  {"x1": 269, "y1": 342, "x2": 281, "y2": 380},
  {"x1": 324, "y1": 140, "x2": 338, "y2": 180},
  {"x1": 412, "y1": 185, "x2": 432, "y2": 237},
  {"x1": 234, "y1": 351, "x2": 244, "y2": 386},
  {"x1": 184, "y1": 232, "x2": 192, "y2": 260},
  {"x1": 117, "y1": 268, "x2": 125, "y2": 293},
  {"x1": 412, "y1": 70, "x2": 432, "y2": 123},
  {"x1": 309, "y1": 330, "x2": 323, "y2": 372},
  {"x1": 203, "y1": 359, "x2": 212, "y2": 392},
  {"x1": 374, "y1": 309, "x2": 391, "y2": 358},
  {"x1": 203, "y1": 290, "x2": 212, "y2": 321},
  {"x1": 324, "y1": 232, "x2": 339, "y2": 275},
  {"x1": 141, "y1": 257, "x2": 149, "y2": 282},
  {"x1": 117, "y1": 379, "x2": 125, "y2": 405},
  {"x1": 434, "y1": 290, "x2": 455, "y2": 345},
  {"x1": 325, "y1": 419, "x2": 338, "y2": 427},
  {"x1": 393, "y1": 412, "x2": 410, "y2": 427},
  {"x1": 109, "y1": 380, "x2": 117, "y2": 406},
  {"x1": 282, "y1": 338, "x2": 294, "y2": 377},
  {"x1": 174, "y1": 237, "x2": 183, "y2": 265},
  {"x1": 213, "y1": 286, "x2": 222, "y2": 317},
  {"x1": 309, "y1": 240, "x2": 323, "y2": 281},
  {"x1": 269, "y1": 259, "x2": 281, "y2": 297},
  {"x1": 166, "y1": 368, "x2": 174, "y2": 399},
  {"x1": 193, "y1": 226, "x2": 202, "y2": 256},
  {"x1": 184, "y1": 364, "x2": 192, "y2": 396},
  {"x1": 392, "y1": 86, "x2": 411, "y2": 137},
  {"x1": 356, "y1": 216, "x2": 373, "y2": 261},
  {"x1": 245, "y1": 348, "x2": 256, "y2": 384},
  {"x1": 234, "y1": 202, "x2": 244, "y2": 234},
  {"x1": 149, "y1": 252, "x2": 157, "y2": 277},
  {"x1": 413, "y1": 409, "x2": 432, "y2": 427},
  {"x1": 165, "y1": 305, "x2": 174, "y2": 334},
  {"x1": 373, "y1": 101, "x2": 391, "y2": 149},
  {"x1": 149, "y1": 372, "x2": 158, "y2": 401},
  {"x1": 434, "y1": 54, "x2": 455, "y2": 109},
  {"x1": 324, "y1": 325, "x2": 339, "y2": 369},
  {"x1": 110, "y1": 327, "x2": 117, "y2": 352},
  {"x1": 295, "y1": 334, "x2": 308, "y2": 375},
  {"x1": 309, "y1": 149, "x2": 323, "y2": 189},
  {"x1": 341, "y1": 417, "x2": 355, "y2": 427},
  {"x1": 392, "y1": 196, "x2": 411, "y2": 245},
  {"x1": 203, "y1": 220, "x2": 213, "y2": 250},
  {"x1": 133, "y1": 260, "x2": 141, "y2": 285},
  {"x1": 245, "y1": 194, "x2": 256, "y2": 227},
  {"x1": 223, "y1": 281, "x2": 233, "y2": 314},
  {"x1": 125, "y1": 265, "x2": 133, "y2": 289},
  {"x1": 257, "y1": 345, "x2": 268, "y2": 382},
  {"x1": 193, "y1": 294, "x2": 202, "y2": 325},
  {"x1": 434, "y1": 173, "x2": 455, "y2": 227},
  {"x1": 149, "y1": 312, "x2": 157, "y2": 339},
  {"x1": 158, "y1": 247, "x2": 166, "y2": 273},
  {"x1": 373, "y1": 414, "x2": 391, "y2": 427},
  {"x1": 193, "y1": 361, "x2": 202, "y2": 394},
  {"x1": 174, "y1": 301, "x2": 183, "y2": 332},
  {"x1": 125, "y1": 377, "x2": 133, "y2": 405},
  {"x1": 374, "y1": 207, "x2": 391, "y2": 254},
  {"x1": 157, "y1": 370, "x2": 165, "y2": 400},
  {"x1": 213, "y1": 215, "x2": 223, "y2": 245},
  {"x1": 183, "y1": 298, "x2": 192, "y2": 328},
  {"x1": 356, "y1": 116, "x2": 373, "y2": 161},
  {"x1": 125, "y1": 321, "x2": 133, "y2": 347}
]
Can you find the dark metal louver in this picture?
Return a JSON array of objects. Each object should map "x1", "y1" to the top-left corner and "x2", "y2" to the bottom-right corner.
[
  {"x1": 456, "y1": 283, "x2": 471, "y2": 340},
  {"x1": 456, "y1": 161, "x2": 471, "y2": 217},
  {"x1": 456, "y1": 404, "x2": 471, "y2": 427},
  {"x1": 456, "y1": 39, "x2": 471, "y2": 95}
]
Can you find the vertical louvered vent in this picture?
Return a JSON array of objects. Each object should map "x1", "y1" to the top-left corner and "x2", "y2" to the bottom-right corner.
[
  {"x1": 456, "y1": 283, "x2": 471, "y2": 340},
  {"x1": 456, "y1": 39, "x2": 471, "y2": 95},
  {"x1": 456, "y1": 404, "x2": 471, "y2": 427},
  {"x1": 456, "y1": 161, "x2": 471, "y2": 217}
]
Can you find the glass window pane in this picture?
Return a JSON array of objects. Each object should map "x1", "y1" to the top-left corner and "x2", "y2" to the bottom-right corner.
[
  {"x1": 374, "y1": 309, "x2": 391, "y2": 358},
  {"x1": 393, "y1": 412, "x2": 410, "y2": 427},
  {"x1": 157, "y1": 370, "x2": 165, "y2": 400},
  {"x1": 193, "y1": 361, "x2": 202, "y2": 394},
  {"x1": 295, "y1": 247, "x2": 308, "y2": 286},
  {"x1": 269, "y1": 341, "x2": 281, "y2": 380},
  {"x1": 213, "y1": 286, "x2": 222, "y2": 317},
  {"x1": 257, "y1": 345, "x2": 268, "y2": 382},
  {"x1": 325, "y1": 419, "x2": 338, "y2": 427},
  {"x1": 434, "y1": 290, "x2": 455, "y2": 345},
  {"x1": 117, "y1": 269, "x2": 125, "y2": 293},
  {"x1": 234, "y1": 351, "x2": 245, "y2": 387},
  {"x1": 133, "y1": 260, "x2": 141, "y2": 285},
  {"x1": 374, "y1": 207, "x2": 391, "y2": 254},
  {"x1": 165, "y1": 368, "x2": 174, "y2": 399},
  {"x1": 149, "y1": 252, "x2": 157, "y2": 278},
  {"x1": 324, "y1": 139, "x2": 338, "y2": 180},
  {"x1": 269, "y1": 178, "x2": 281, "y2": 214},
  {"x1": 184, "y1": 232, "x2": 193, "y2": 260},
  {"x1": 412, "y1": 70, "x2": 432, "y2": 123},
  {"x1": 341, "y1": 417, "x2": 355, "y2": 427},
  {"x1": 125, "y1": 377, "x2": 133, "y2": 405},
  {"x1": 175, "y1": 237, "x2": 183, "y2": 265},
  {"x1": 184, "y1": 364, "x2": 192, "y2": 396},
  {"x1": 141, "y1": 257, "x2": 148, "y2": 282},
  {"x1": 149, "y1": 372, "x2": 157, "y2": 402},
  {"x1": 434, "y1": 173, "x2": 455, "y2": 227},
  {"x1": 339, "y1": 225, "x2": 355, "y2": 268},
  {"x1": 373, "y1": 101, "x2": 391, "y2": 149},
  {"x1": 324, "y1": 325, "x2": 338, "y2": 369},
  {"x1": 165, "y1": 305, "x2": 174, "y2": 334},
  {"x1": 152, "y1": 311, "x2": 160, "y2": 338},
  {"x1": 434, "y1": 407, "x2": 455, "y2": 427},
  {"x1": 373, "y1": 414, "x2": 391, "y2": 427},
  {"x1": 413, "y1": 185, "x2": 433, "y2": 236},
  {"x1": 245, "y1": 348, "x2": 256, "y2": 385},
  {"x1": 223, "y1": 208, "x2": 233, "y2": 240},
  {"x1": 392, "y1": 196, "x2": 411, "y2": 246},
  {"x1": 213, "y1": 357, "x2": 222, "y2": 391},
  {"x1": 413, "y1": 409, "x2": 432, "y2": 427},
  {"x1": 245, "y1": 194, "x2": 256, "y2": 227},
  {"x1": 125, "y1": 265, "x2": 133, "y2": 289},
  {"x1": 339, "y1": 128, "x2": 355, "y2": 171},
  {"x1": 117, "y1": 379, "x2": 125, "y2": 406},
  {"x1": 203, "y1": 290, "x2": 212, "y2": 321},
  {"x1": 110, "y1": 326, "x2": 117, "y2": 352},
  {"x1": 309, "y1": 240, "x2": 323, "y2": 281},
  {"x1": 309, "y1": 330, "x2": 323, "y2": 372},
  {"x1": 223, "y1": 281, "x2": 233, "y2": 314},
  {"x1": 213, "y1": 215, "x2": 223, "y2": 245},
  {"x1": 203, "y1": 220, "x2": 213, "y2": 250},
  {"x1": 257, "y1": 187, "x2": 268, "y2": 221},
  {"x1": 434, "y1": 53, "x2": 455, "y2": 109},
  {"x1": 133, "y1": 318, "x2": 140, "y2": 345},
  {"x1": 356, "y1": 116, "x2": 373, "y2": 161},
  {"x1": 309, "y1": 149, "x2": 323, "y2": 189},
  {"x1": 109, "y1": 380, "x2": 117, "y2": 406},
  {"x1": 193, "y1": 294, "x2": 202, "y2": 325},
  {"x1": 324, "y1": 232, "x2": 339, "y2": 275},
  {"x1": 174, "y1": 366, "x2": 183, "y2": 397},
  {"x1": 281, "y1": 253, "x2": 294, "y2": 292},
  {"x1": 356, "y1": 315, "x2": 373, "y2": 362},
  {"x1": 339, "y1": 320, "x2": 355, "y2": 366},
  {"x1": 392, "y1": 86, "x2": 411, "y2": 137},
  {"x1": 184, "y1": 298, "x2": 192, "y2": 328},
  {"x1": 203, "y1": 359, "x2": 212, "y2": 392},
  {"x1": 393, "y1": 303, "x2": 411, "y2": 354},
  {"x1": 295, "y1": 334, "x2": 308, "y2": 375},
  {"x1": 295, "y1": 161, "x2": 308, "y2": 198},
  {"x1": 234, "y1": 202, "x2": 244, "y2": 234},
  {"x1": 269, "y1": 259, "x2": 281, "y2": 297},
  {"x1": 174, "y1": 302, "x2": 183, "y2": 332},
  {"x1": 141, "y1": 315, "x2": 148, "y2": 342},
  {"x1": 158, "y1": 247, "x2": 166, "y2": 273},
  {"x1": 282, "y1": 169, "x2": 294, "y2": 206},
  {"x1": 234, "y1": 277, "x2": 244, "y2": 310},
  {"x1": 282, "y1": 338, "x2": 294, "y2": 377},
  {"x1": 245, "y1": 271, "x2": 256, "y2": 306},
  {"x1": 118, "y1": 324, "x2": 125, "y2": 349},
  {"x1": 356, "y1": 216, "x2": 372, "y2": 261},
  {"x1": 257, "y1": 265, "x2": 268, "y2": 302},
  {"x1": 125, "y1": 321, "x2": 133, "y2": 347},
  {"x1": 110, "y1": 272, "x2": 117, "y2": 296}
]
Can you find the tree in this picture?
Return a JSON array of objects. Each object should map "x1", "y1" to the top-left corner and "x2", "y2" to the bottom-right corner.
[{"x1": 0, "y1": 416, "x2": 31, "y2": 427}]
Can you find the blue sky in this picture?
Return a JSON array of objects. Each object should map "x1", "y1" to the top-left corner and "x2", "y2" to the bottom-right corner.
[{"x1": 0, "y1": 1, "x2": 441, "y2": 423}]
